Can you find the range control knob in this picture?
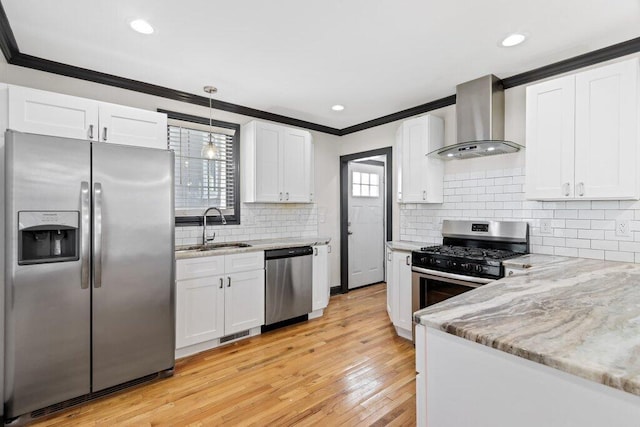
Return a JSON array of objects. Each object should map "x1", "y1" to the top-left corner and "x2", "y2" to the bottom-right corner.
[
  {"x1": 446, "y1": 260, "x2": 453, "y2": 268},
  {"x1": 474, "y1": 265, "x2": 484, "y2": 273},
  {"x1": 430, "y1": 258, "x2": 437, "y2": 265},
  {"x1": 420, "y1": 257, "x2": 428, "y2": 265}
]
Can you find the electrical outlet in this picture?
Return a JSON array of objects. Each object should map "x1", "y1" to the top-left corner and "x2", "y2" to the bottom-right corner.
[
  {"x1": 616, "y1": 219, "x2": 631, "y2": 237},
  {"x1": 540, "y1": 219, "x2": 552, "y2": 235}
]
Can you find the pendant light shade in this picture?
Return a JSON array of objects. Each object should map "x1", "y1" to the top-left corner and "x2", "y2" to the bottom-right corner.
[{"x1": 201, "y1": 85, "x2": 218, "y2": 160}]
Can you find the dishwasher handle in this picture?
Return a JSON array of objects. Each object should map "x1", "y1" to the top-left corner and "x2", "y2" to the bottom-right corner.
[{"x1": 265, "y1": 246, "x2": 313, "y2": 260}]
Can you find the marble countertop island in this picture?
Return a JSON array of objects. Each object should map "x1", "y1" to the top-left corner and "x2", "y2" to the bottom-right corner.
[{"x1": 416, "y1": 257, "x2": 640, "y2": 396}]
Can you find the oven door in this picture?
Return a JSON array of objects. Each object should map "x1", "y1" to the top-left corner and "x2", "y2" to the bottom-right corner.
[{"x1": 411, "y1": 266, "x2": 493, "y2": 316}]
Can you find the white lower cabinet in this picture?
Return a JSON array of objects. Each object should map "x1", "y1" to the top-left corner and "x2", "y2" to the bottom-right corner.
[
  {"x1": 176, "y1": 251, "x2": 265, "y2": 357},
  {"x1": 311, "y1": 244, "x2": 330, "y2": 314},
  {"x1": 224, "y1": 269, "x2": 265, "y2": 335},
  {"x1": 386, "y1": 247, "x2": 413, "y2": 340}
]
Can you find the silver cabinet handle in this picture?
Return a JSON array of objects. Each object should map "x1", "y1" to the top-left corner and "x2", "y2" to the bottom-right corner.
[
  {"x1": 219, "y1": 277, "x2": 224, "y2": 289},
  {"x1": 286, "y1": 192, "x2": 290, "y2": 201},
  {"x1": 80, "y1": 181, "x2": 90, "y2": 289},
  {"x1": 88, "y1": 124, "x2": 94, "y2": 140},
  {"x1": 328, "y1": 245, "x2": 331, "y2": 253},
  {"x1": 578, "y1": 182, "x2": 585, "y2": 197},
  {"x1": 422, "y1": 191, "x2": 426, "y2": 200},
  {"x1": 279, "y1": 192, "x2": 283, "y2": 201},
  {"x1": 102, "y1": 127, "x2": 108, "y2": 142},
  {"x1": 406, "y1": 255, "x2": 411, "y2": 266},
  {"x1": 314, "y1": 247, "x2": 318, "y2": 256},
  {"x1": 227, "y1": 276, "x2": 231, "y2": 287},
  {"x1": 563, "y1": 182, "x2": 570, "y2": 197},
  {"x1": 93, "y1": 182, "x2": 103, "y2": 288},
  {"x1": 387, "y1": 251, "x2": 392, "y2": 262}
]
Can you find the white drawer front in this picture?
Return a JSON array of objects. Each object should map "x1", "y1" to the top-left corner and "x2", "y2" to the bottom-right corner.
[
  {"x1": 177, "y1": 255, "x2": 225, "y2": 280},
  {"x1": 225, "y1": 251, "x2": 265, "y2": 273}
]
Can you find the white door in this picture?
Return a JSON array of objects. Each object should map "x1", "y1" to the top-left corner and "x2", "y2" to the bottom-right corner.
[
  {"x1": 348, "y1": 161, "x2": 385, "y2": 289},
  {"x1": 254, "y1": 122, "x2": 282, "y2": 202},
  {"x1": 282, "y1": 128, "x2": 312, "y2": 202},
  {"x1": 176, "y1": 276, "x2": 225, "y2": 348},
  {"x1": 8, "y1": 85, "x2": 99, "y2": 141},
  {"x1": 224, "y1": 270, "x2": 265, "y2": 335},
  {"x1": 574, "y1": 59, "x2": 638, "y2": 199},
  {"x1": 312, "y1": 245, "x2": 329, "y2": 311},
  {"x1": 525, "y1": 75, "x2": 576, "y2": 199},
  {"x1": 98, "y1": 103, "x2": 168, "y2": 149}
]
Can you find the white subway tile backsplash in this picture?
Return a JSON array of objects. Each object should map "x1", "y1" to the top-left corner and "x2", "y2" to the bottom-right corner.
[
  {"x1": 578, "y1": 248, "x2": 605, "y2": 260},
  {"x1": 400, "y1": 167, "x2": 640, "y2": 264},
  {"x1": 591, "y1": 240, "x2": 618, "y2": 251},
  {"x1": 176, "y1": 203, "x2": 318, "y2": 247},
  {"x1": 605, "y1": 251, "x2": 635, "y2": 262}
]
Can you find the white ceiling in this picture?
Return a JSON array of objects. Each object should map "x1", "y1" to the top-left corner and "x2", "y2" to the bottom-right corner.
[{"x1": 3, "y1": 0, "x2": 640, "y2": 129}]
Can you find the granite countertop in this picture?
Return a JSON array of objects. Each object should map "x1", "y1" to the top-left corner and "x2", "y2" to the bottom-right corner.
[
  {"x1": 503, "y1": 253, "x2": 570, "y2": 269},
  {"x1": 416, "y1": 257, "x2": 640, "y2": 396},
  {"x1": 385, "y1": 240, "x2": 425, "y2": 251},
  {"x1": 176, "y1": 236, "x2": 331, "y2": 259}
]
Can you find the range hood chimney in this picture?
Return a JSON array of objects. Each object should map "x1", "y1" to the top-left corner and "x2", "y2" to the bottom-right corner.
[{"x1": 430, "y1": 74, "x2": 523, "y2": 160}]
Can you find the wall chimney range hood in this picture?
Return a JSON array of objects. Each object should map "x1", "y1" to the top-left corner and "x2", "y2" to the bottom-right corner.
[{"x1": 429, "y1": 74, "x2": 523, "y2": 160}]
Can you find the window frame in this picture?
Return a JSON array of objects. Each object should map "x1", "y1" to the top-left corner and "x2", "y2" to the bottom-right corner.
[{"x1": 160, "y1": 109, "x2": 241, "y2": 227}]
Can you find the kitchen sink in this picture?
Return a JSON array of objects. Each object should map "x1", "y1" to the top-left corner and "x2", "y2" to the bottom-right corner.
[{"x1": 177, "y1": 242, "x2": 252, "y2": 252}]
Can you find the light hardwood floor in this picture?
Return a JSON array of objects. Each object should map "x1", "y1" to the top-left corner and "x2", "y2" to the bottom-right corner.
[{"x1": 31, "y1": 283, "x2": 416, "y2": 426}]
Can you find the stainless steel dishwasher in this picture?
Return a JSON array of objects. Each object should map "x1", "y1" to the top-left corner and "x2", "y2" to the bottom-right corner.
[{"x1": 264, "y1": 246, "x2": 313, "y2": 326}]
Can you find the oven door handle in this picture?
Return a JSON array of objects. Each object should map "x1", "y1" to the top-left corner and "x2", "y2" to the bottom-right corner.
[{"x1": 411, "y1": 266, "x2": 493, "y2": 287}]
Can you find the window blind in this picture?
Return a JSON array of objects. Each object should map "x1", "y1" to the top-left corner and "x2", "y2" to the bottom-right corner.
[{"x1": 168, "y1": 125, "x2": 236, "y2": 215}]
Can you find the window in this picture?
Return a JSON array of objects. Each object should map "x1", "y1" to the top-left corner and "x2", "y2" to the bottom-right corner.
[
  {"x1": 163, "y1": 110, "x2": 240, "y2": 226},
  {"x1": 352, "y1": 171, "x2": 380, "y2": 197}
]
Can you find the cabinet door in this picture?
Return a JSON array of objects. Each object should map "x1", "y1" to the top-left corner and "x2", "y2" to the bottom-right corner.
[
  {"x1": 254, "y1": 122, "x2": 282, "y2": 202},
  {"x1": 401, "y1": 117, "x2": 429, "y2": 202},
  {"x1": 385, "y1": 248, "x2": 394, "y2": 322},
  {"x1": 8, "y1": 85, "x2": 98, "y2": 141},
  {"x1": 224, "y1": 270, "x2": 265, "y2": 335},
  {"x1": 574, "y1": 59, "x2": 639, "y2": 199},
  {"x1": 394, "y1": 251, "x2": 413, "y2": 333},
  {"x1": 525, "y1": 76, "x2": 576, "y2": 199},
  {"x1": 396, "y1": 126, "x2": 404, "y2": 202},
  {"x1": 312, "y1": 245, "x2": 329, "y2": 311},
  {"x1": 98, "y1": 103, "x2": 168, "y2": 150},
  {"x1": 282, "y1": 128, "x2": 312, "y2": 202},
  {"x1": 176, "y1": 275, "x2": 225, "y2": 348}
]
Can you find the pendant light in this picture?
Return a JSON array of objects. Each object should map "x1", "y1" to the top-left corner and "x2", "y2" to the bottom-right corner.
[{"x1": 201, "y1": 85, "x2": 218, "y2": 160}]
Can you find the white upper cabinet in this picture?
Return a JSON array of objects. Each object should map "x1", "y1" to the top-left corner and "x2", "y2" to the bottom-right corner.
[
  {"x1": 396, "y1": 115, "x2": 444, "y2": 203},
  {"x1": 242, "y1": 120, "x2": 313, "y2": 203},
  {"x1": 8, "y1": 85, "x2": 99, "y2": 141},
  {"x1": 6, "y1": 85, "x2": 167, "y2": 149},
  {"x1": 526, "y1": 58, "x2": 639, "y2": 200},
  {"x1": 97, "y1": 102, "x2": 168, "y2": 149}
]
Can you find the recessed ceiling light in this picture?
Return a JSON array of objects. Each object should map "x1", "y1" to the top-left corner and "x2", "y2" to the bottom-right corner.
[
  {"x1": 501, "y1": 33, "x2": 526, "y2": 47},
  {"x1": 331, "y1": 104, "x2": 345, "y2": 111},
  {"x1": 130, "y1": 19, "x2": 154, "y2": 35}
]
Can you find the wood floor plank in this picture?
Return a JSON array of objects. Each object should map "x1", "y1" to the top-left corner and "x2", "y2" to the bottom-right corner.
[{"x1": 29, "y1": 283, "x2": 416, "y2": 426}]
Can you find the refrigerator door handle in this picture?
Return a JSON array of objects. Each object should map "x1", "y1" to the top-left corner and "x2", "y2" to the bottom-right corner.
[
  {"x1": 80, "y1": 181, "x2": 91, "y2": 289},
  {"x1": 93, "y1": 182, "x2": 103, "y2": 288}
]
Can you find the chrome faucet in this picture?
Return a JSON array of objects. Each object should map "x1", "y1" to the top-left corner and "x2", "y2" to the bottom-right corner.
[{"x1": 202, "y1": 207, "x2": 227, "y2": 245}]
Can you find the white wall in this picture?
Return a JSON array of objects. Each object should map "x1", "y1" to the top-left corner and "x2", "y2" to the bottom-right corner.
[
  {"x1": 0, "y1": 59, "x2": 343, "y2": 285},
  {"x1": 2, "y1": 51, "x2": 639, "y2": 290}
]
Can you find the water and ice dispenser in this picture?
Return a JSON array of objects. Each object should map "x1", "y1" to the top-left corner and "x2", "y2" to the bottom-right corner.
[{"x1": 18, "y1": 211, "x2": 80, "y2": 264}]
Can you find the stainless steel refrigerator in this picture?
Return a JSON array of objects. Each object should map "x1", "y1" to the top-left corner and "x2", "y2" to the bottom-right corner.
[{"x1": 3, "y1": 131, "x2": 175, "y2": 421}]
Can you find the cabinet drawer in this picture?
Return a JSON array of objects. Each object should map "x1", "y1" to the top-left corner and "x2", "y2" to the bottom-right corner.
[
  {"x1": 177, "y1": 255, "x2": 225, "y2": 280},
  {"x1": 225, "y1": 251, "x2": 265, "y2": 273}
]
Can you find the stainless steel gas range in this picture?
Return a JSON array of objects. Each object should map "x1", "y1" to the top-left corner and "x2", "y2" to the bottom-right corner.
[{"x1": 411, "y1": 220, "x2": 529, "y2": 317}]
